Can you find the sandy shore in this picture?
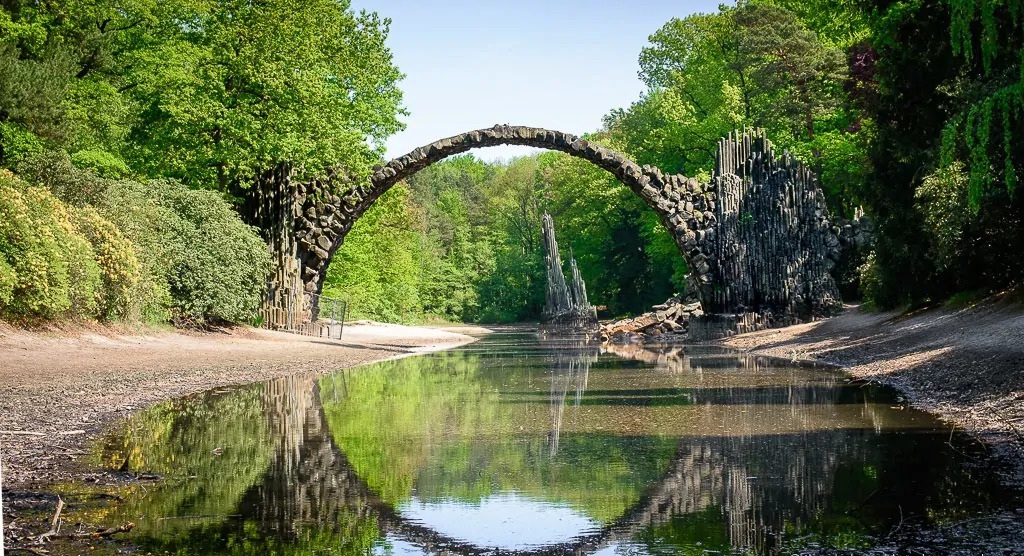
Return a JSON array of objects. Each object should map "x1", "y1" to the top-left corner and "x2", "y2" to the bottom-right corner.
[
  {"x1": 0, "y1": 322, "x2": 479, "y2": 488},
  {"x1": 721, "y1": 297, "x2": 1024, "y2": 473}
]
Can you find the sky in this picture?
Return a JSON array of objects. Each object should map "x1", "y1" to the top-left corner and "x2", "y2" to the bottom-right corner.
[{"x1": 349, "y1": 0, "x2": 723, "y2": 162}]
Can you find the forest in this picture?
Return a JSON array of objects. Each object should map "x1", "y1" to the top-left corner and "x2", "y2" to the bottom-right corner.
[{"x1": 1, "y1": 0, "x2": 1022, "y2": 324}]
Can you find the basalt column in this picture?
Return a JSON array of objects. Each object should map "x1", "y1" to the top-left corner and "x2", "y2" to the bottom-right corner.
[
  {"x1": 703, "y1": 129, "x2": 843, "y2": 323},
  {"x1": 541, "y1": 213, "x2": 598, "y2": 328},
  {"x1": 245, "y1": 164, "x2": 308, "y2": 329},
  {"x1": 244, "y1": 165, "x2": 364, "y2": 326}
]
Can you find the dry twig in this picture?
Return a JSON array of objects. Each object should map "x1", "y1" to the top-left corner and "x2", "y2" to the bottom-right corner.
[
  {"x1": 60, "y1": 523, "x2": 135, "y2": 539},
  {"x1": 36, "y1": 497, "x2": 64, "y2": 542}
]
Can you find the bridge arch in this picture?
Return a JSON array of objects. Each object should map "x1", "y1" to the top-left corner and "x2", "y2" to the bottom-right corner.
[
  {"x1": 257, "y1": 126, "x2": 846, "y2": 329},
  {"x1": 288, "y1": 125, "x2": 716, "y2": 303}
]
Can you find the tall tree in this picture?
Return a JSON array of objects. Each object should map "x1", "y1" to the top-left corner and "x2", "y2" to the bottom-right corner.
[
  {"x1": 124, "y1": 0, "x2": 405, "y2": 189},
  {"x1": 619, "y1": 3, "x2": 856, "y2": 196}
]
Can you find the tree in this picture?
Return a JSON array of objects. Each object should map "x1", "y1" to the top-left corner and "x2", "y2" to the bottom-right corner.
[
  {"x1": 753, "y1": 0, "x2": 870, "y2": 48},
  {"x1": 627, "y1": 10, "x2": 746, "y2": 176},
  {"x1": 322, "y1": 184, "x2": 424, "y2": 323},
  {"x1": 0, "y1": 0, "x2": 177, "y2": 171},
  {"x1": 854, "y1": 0, "x2": 1024, "y2": 306},
  {"x1": 124, "y1": 0, "x2": 405, "y2": 190},
  {"x1": 621, "y1": 3, "x2": 855, "y2": 190},
  {"x1": 734, "y1": 4, "x2": 848, "y2": 143},
  {"x1": 944, "y1": 0, "x2": 1024, "y2": 207}
]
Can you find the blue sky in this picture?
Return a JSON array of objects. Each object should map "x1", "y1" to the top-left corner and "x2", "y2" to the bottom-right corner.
[{"x1": 349, "y1": 0, "x2": 723, "y2": 161}]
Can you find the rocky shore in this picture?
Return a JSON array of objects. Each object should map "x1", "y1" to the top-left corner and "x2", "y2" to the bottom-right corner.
[{"x1": 721, "y1": 296, "x2": 1024, "y2": 485}]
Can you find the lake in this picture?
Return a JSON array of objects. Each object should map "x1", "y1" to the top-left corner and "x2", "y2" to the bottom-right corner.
[{"x1": 94, "y1": 332, "x2": 1020, "y2": 555}]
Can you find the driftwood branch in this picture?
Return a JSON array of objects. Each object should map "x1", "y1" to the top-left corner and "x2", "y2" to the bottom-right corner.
[
  {"x1": 59, "y1": 523, "x2": 135, "y2": 539},
  {"x1": 29, "y1": 497, "x2": 134, "y2": 545},
  {"x1": 33, "y1": 523, "x2": 135, "y2": 543},
  {"x1": 36, "y1": 497, "x2": 64, "y2": 541}
]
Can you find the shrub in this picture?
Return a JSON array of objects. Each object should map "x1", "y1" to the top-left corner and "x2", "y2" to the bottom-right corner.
[
  {"x1": 96, "y1": 179, "x2": 270, "y2": 324},
  {"x1": 0, "y1": 171, "x2": 103, "y2": 319},
  {"x1": 0, "y1": 254, "x2": 15, "y2": 306},
  {"x1": 19, "y1": 150, "x2": 110, "y2": 206},
  {"x1": 10, "y1": 155, "x2": 272, "y2": 324},
  {"x1": 70, "y1": 148, "x2": 130, "y2": 179},
  {"x1": 94, "y1": 180, "x2": 175, "y2": 323},
  {"x1": 915, "y1": 163, "x2": 970, "y2": 272},
  {"x1": 74, "y1": 206, "x2": 141, "y2": 320},
  {"x1": 857, "y1": 250, "x2": 885, "y2": 310},
  {"x1": 155, "y1": 183, "x2": 271, "y2": 324}
]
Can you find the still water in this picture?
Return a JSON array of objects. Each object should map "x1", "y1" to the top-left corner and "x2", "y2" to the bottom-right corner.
[{"x1": 96, "y1": 333, "x2": 1019, "y2": 555}]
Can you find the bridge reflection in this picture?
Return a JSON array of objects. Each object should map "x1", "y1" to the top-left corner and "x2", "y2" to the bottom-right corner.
[{"x1": 102, "y1": 338, "x2": 1010, "y2": 556}]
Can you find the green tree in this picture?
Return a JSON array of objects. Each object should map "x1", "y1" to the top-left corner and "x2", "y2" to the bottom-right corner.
[
  {"x1": 476, "y1": 157, "x2": 546, "y2": 322},
  {"x1": 0, "y1": 0, "x2": 173, "y2": 169},
  {"x1": 125, "y1": 0, "x2": 405, "y2": 190},
  {"x1": 619, "y1": 4, "x2": 861, "y2": 209},
  {"x1": 753, "y1": 0, "x2": 870, "y2": 47},
  {"x1": 855, "y1": 0, "x2": 1024, "y2": 306},
  {"x1": 323, "y1": 184, "x2": 424, "y2": 323},
  {"x1": 944, "y1": 0, "x2": 1024, "y2": 206},
  {"x1": 734, "y1": 4, "x2": 848, "y2": 144},
  {"x1": 538, "y1": 147, "x2": 681, "y2": 315}
]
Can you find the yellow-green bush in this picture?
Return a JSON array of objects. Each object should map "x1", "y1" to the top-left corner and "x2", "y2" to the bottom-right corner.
[
  {"x1": 75, "y1": 206, "x2": 141, "y2": 320},
  {"x1": 1, "y1": 172, "x2": 91, "y2": 317},
  {"x1": 0, "y1": 257, "x2": 15, "y2": 306},
  {"x1": 0, "y1": 171, "x2": 137, "y2": 320},
  {"x1": 18, "y1": 153, "x2": 272, "y2": 324}
]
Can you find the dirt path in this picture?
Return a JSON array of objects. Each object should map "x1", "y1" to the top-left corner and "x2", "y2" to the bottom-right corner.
[
  {"x1": 721, "y1": 297, "x2": 1024, "y2": 475},
  {"x1": 0, "y1": 322, "x2": 479, "y2": 488}
]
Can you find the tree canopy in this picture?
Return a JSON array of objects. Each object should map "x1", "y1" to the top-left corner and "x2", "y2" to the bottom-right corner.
[{"x1": 0, "y1": 0, "x2": 405, "y2": 187}]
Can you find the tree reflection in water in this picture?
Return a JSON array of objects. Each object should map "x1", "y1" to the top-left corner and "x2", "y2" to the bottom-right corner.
[{"x1": 96, "y1": 334, "x2": 1017, "y2": 555}]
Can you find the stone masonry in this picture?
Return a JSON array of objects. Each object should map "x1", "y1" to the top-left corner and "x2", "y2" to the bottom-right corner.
[{"x1": 255, "y1": 125, "x2": 853, "y2": 327}]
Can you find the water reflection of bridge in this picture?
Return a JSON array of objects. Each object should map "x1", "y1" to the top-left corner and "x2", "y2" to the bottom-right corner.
[{"x1": 237, "y1": 343, "x2": 906, "y2": 556}]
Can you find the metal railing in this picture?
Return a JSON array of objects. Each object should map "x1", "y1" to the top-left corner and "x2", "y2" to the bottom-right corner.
[
  {"x1": 261, "y1": 289, "x2": 348, "y2": 340},
  {"x1": 310, "y1": 293, "x2": 348, "y2": 340}
]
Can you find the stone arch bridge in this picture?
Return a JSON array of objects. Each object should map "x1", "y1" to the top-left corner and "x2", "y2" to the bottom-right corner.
[{"x1": 250, "y1": 125, "x2": 864, "y2": 328}]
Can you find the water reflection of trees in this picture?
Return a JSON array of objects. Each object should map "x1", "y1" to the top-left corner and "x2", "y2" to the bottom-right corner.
[
  {"x1": 96, "y1": 340, "x2": 1009, "y2": 556},
  {"x1": 599, "y1": 343, "x2": 1008, "y2": 554}
]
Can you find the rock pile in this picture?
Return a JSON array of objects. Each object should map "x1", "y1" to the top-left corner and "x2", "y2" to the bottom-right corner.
[{"x1": 601, "y1": 296, "x2": 704, "y2": 343}]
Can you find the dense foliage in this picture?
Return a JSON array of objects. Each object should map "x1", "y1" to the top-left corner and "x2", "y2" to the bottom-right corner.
[
  {"x1": 855, "y1": 0, "x2": 1024, "y2": 306},
  {"x1": 0, "y1": 0, "x2": 401, "y2": 324},
  {"x1": 0, "y1": 169, "x2": 134, "y2": 320},
  {"x1": 0, "y1": 0, "x2": 403, "y2": 186},
  {"x1": 4, "y1": 0, "x2": 1024, "y2": 325},
  {"x1": 1, "y1": 158, "x2": 271, "y2": 323}
]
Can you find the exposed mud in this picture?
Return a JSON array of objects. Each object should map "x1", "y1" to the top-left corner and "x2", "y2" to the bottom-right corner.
[{"x1": 0, "y1": 322, "x2": 476, "y2": 488}]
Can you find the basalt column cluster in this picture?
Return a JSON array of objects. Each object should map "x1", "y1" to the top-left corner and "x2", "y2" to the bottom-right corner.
[
  {"x1": 541, "y1": 213, "x2": 598, "y2": 329},
  {"x1": 701, "y1": 129, "x2": 845, "y2": 324}
]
